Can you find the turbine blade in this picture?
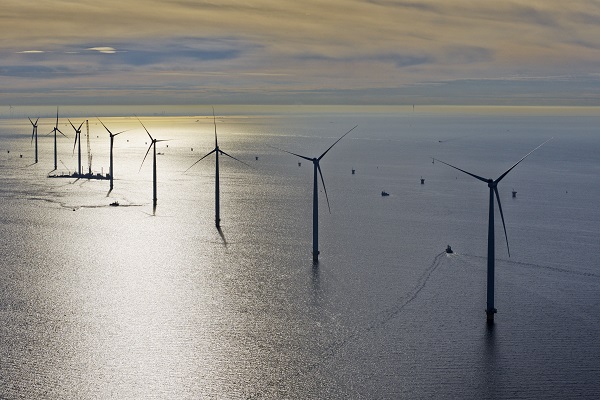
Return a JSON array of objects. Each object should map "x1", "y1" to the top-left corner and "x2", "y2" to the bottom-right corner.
[
  {"x1": 98, "y1": 119, "x2": 128, "y2": 137},
  {"x1": 433, "y1": 158, "x2": 488, "y2": 183},
  {"x1": 317, "y1": 163, "x2": 331, "y2": 213},
  {"x1": 73, "y1": 132, "x2": 77, "y2": 153},
  {"x1": 28, "y1": 117, "x2": 34, "y2": 126},
  {"x1": 212, "y1": 106, "x2": 218, "y2": 147},
  {"x1": 494, "y1": 138, "x2": 553, "y2": 184},
  {"x1": 494, "y1": 186, "x2": 510, "y2": 257},
  {"x1": 155, "y1": 139, "x2": 171, "y2": 143},
  {"x1": 35, "y1": 117, "x2": 39, "y2": 125},
  {"x1": 77, "y1": 121, "x2": 84, "y2": 131},
  {"x1": 135, "y1": 115, "x2": 153, "y2": 141},
  {"x1": 318, "y1": 124, "x2": 358, "y2": 161},
  {"x1": 139, "y1": 143, "x2": 154, "y2": 172},
  {"x1": 55, "y1": 107, "x2": 59, "y2": 127},
  {"x1": 97, "y1": 117, "x2": 114, "y2": 136},
  {"x1": 58, "y1": 128, "x2": 68, "y2": 138},
  {"x1": 219, "y1": 149, "x2": 251, "y2": 167},
  {"x1": 184, "y1": 148, "x2": 217, "y2": 172},
  {"x1": 68, "y1": 118, "x2": 77, "y2": 132},
  {"x1": 267, "y1": 144, "x2": 313, "y2": 161}
]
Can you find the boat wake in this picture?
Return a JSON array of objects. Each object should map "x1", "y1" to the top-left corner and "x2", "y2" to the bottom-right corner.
[
  {"x1": 461, "y1": 253, "x2": 600, "y2": 279},
  {"x1": 247, "y1": 251, "x2": 446, "y2": 399}
]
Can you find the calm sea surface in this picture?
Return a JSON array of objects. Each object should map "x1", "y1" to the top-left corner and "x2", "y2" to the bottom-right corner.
[{"x1": 1, "y1": 106, "x2": 599, "y2": 399}]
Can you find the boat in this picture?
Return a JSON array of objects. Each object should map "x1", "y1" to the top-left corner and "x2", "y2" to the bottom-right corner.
[
  {"x1": 381, "y1": 191, "x2": 389, "y2": 196},
  {"x1": 446, "y1": 245, "x2": 453, "y2": 254},
  {"x1": 109, "y1": 201, "x2": 120, "y2": 207}
]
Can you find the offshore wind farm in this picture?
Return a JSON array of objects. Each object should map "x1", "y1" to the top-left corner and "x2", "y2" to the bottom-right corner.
[{"x1": 0, "y1": 105, "x2": 599, "y2": 399}]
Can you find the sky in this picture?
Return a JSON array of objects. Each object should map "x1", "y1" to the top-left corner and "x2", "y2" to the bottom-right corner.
[{"x1": 1, "y1": 0, "x2": 600, "y2": 106}]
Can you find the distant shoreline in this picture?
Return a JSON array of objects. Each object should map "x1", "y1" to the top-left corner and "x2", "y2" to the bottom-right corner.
[{"x1": 2, "y1": 104, "x2": 600, "y2": 119}]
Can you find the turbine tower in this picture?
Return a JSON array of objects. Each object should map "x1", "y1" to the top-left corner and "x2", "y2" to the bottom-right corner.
[
  {"x1": 434, "y1": 138, "x2": 551, "y2": 323},
  {"x1": 138, "y1": 117, "x2": 169, "y2": 210},
  {"x1": 48, "y1": 107, "x2": 67, "y2": 171},
  {"x1": 185, "y1": 108, "x2": 249, "y2": 228},
  {"x1": 98, "y1": 118, "x2": 126, "y2": 191},
  {"x1": 274, "y1": 125, "x2": 357, "y2": 262},
  {"x1": 28, "y1": 117, "x2": 39, "y2": 163},
  {"x1": 68, "y1": 119, "x2": 84, "y2": 176}
]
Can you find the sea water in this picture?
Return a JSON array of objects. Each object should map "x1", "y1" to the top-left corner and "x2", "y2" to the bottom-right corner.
[{"x1": 0, "y1": 105, "x2": 599, "y2": 399}]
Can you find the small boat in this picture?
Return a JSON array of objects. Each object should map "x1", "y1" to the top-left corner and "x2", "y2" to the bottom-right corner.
[
  {"x1": 446, "y1": 245, "x2": 453, "y2": 254},
  {"x1": 381, "y1": 191, "x2": 389, "y2": 196},
  {"x1": 109, "y1": 201, "x2": 120, "y2": 207}
]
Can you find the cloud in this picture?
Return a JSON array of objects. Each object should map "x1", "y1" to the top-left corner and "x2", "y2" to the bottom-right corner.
[
  {"x1": 1, "y1": 1, "x2": 600, "y2": 105},
  {"x1": 0, "y1": 65, "x2": 86, "y2": 79},
  {"x1": 294, "y1": 51, "x2": 433, "y2": 68},
  {"x1": 87, "y1": 47, "x2": 118, "y2": 54},
  {"x1": 443, "y1": 46, "x2": 494, "y2": 65}
]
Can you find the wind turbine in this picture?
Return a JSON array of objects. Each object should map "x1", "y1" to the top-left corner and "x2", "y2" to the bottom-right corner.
[
  {"x1": 273, "y1": 125, "x2": 358, "y2": 262},
  {"x1": 28, "y1": 117, "x2": 39, "y2": 163},
  {"x1": 185, "y1": 108, "x2": 249, "y2": 228},
  {"x1": 433, "y1": 138, "x2": 551, "y2": 323},
  {"x1": 48, "y1": 107, "x2": 67, "y2": 170},
  {"x1": 68, "y1": 119, "x2": 84, "y2": 176},
  {"x1": 138, "y1": 117, "x2": 169, "y2": 210},
  {"x1": 98, "y1": 118, "x2": 127, "y2": 192}
]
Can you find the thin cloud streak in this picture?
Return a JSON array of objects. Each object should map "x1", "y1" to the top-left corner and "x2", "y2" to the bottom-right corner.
[{"x1": 1, "y1": 1, "x2": 600, "y2": 105}]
